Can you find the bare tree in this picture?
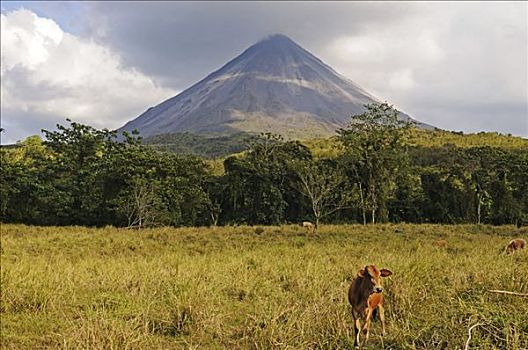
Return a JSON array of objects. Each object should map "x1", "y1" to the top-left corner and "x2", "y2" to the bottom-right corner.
[
  {"x1": 208, "y1": 201, "x2": 221, "y2": 226},
  {"x1": 292, "y1": 159, "x2": 352, "y2": 229},
  {"x1": 120, "y1": 178, "x2": 163, "y2": 229}
]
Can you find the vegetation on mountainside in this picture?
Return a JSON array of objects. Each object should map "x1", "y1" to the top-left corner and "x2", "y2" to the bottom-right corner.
[
  {"x1": 143, "y1": 132, "x2": 258, "y2": 159},
  {"x1": 305, "y1": 129, "x2": 527, "y2": 159},
  {"x1": 142, "y1": 128, "x2": 527, "y2": 160}
]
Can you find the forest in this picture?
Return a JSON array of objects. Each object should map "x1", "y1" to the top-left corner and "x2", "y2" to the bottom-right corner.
[{"x1": 2, "y1": 104, "x2": 527, "y2": 228}]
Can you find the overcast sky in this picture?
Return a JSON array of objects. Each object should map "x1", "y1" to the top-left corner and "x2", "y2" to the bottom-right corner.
[{"x1": 1, "y1": 1, "x2": 527, "y2": 143}]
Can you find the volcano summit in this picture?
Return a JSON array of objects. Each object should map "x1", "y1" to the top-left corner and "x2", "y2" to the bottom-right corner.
[{"x1": 119, "y1": 34, "x2": 431, "y2": 138}]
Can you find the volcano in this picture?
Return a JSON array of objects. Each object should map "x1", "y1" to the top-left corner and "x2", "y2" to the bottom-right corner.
[{"x1": 118, "y1": 34, "x2": 432, "y2": 138}]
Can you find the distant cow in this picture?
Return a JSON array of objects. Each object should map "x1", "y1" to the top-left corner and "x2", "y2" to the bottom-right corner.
[
  {"x1": 433, "y1": 239, "x2": 448, "y2": 248},
  {"x1": 504, "y1": 238, "x2": 526, "y2": 254},
  {"x1": 302, "y1": 221, "x2": 316, "y2": 233},
  {"x1": 348, "y1": 265, "x2": 392, "y2": 348}
]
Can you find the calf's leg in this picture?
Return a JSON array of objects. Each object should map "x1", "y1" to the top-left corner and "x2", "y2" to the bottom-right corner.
[
  {"x1": 379, "y1": 304, "x2": 386, "y2": 336},
  {"x1": 353, "y1": 316, "x2": 362, "y2": 348},
  {"x1": 362, "y1": 308, "x2": 374, "y2": 346}
]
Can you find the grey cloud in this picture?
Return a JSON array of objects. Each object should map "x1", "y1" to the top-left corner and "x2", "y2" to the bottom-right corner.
[
  {"x1": 406, "y1": 101, "x2": 527, "y2": 136},
  {"x1": 80, "y1": 2, "x2": 527, "y2": 136},
  {"x1": 83, "y1": 2, "x2": 419, "y2": 90},
  {"x1": 0, "y1": 108, "x2": 65, "y2": 144},
  {"x1": 1, "y1": 68, "x2": 68, "y2": 144},
  {"x1": 2, "y1": 2, "x2": 527, "y2": 139}
]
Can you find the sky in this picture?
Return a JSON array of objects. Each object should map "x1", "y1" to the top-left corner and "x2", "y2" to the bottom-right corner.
[{"x1": 1, "y1": 1, "x2": 527, "y2": 144}]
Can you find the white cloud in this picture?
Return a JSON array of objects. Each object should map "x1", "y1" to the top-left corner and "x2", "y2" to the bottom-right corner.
[
  {"x1": 389, "y1": 69, "x2": 416, "y2": 91},
  {"x1": 321, "y1": 3, "x2": 527, "y2": 136},
  {"x1": 0, "y1": 9, "x2": 63, "y2": 72},
  {"x1": 1, "y1": 3, "x2": 526, "y2": 140},
  {"x1": 0, "y1": 9, "x2": 176, "y2": 143}
]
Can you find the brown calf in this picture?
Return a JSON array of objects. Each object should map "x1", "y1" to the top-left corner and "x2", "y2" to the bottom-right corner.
[
  {"x1": 348, "y1": 265, "x2": 392, "y2": 348},
  {"x1": 433, "y1": 239, "x2": 448, "y2": 248},
  {"x1": 504, "y1": 238, "x2": 526, "y2": 254}
]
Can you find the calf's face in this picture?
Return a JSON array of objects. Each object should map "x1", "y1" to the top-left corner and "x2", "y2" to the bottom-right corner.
[{"x1": 359, "y1": 265, "x2": 392, "y2": 294}]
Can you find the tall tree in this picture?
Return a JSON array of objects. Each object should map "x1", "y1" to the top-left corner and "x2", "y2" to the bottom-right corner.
[{"x1": 338, "y1": 103, "x2": 410, "y2": 224}]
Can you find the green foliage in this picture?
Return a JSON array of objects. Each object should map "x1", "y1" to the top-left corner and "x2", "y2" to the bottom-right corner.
[
  {"x1": 338, "y1": 103, "x2": 411, "y2": 224},
  {"x1": 0, "y1": 136, "x2": 56, "y2": 224},
  {"x1": 1, "y1": 121, "x2": 211, "y2": 227},
  {"x1": 143, "y1": 132, "x2": 257, "y2": 159},
  {"x1": 220, "y1": 134, "x2": 311, "y2": 225},
  {"x1": 410, "y1": 146, "x2": 528, "y2": 225},
  {"x1": 303, "y1": 128, "x2": 527, "y2": 159},
  {"x1": 1, "y1": 108, "x2": 527, "y2": 227},
  {"x1": 407, "y1": 128, "x2": 528, "y2": 149}
]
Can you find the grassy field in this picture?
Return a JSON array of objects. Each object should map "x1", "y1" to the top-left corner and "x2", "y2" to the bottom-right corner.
[{"x1": 1, "y1": 224, "x2": 527, "y2": 349}]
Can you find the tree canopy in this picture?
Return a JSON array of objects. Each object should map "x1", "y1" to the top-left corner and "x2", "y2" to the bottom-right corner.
[{"x1": 2, "y1": 106, "x2": 527, "y2": 227}]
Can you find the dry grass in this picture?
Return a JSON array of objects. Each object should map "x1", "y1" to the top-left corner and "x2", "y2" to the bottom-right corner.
[{"x1": 1, "y1": 224, "x2": 527, "y2": 349}]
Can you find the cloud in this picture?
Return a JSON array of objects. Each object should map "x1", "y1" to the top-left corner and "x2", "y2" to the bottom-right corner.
[
  {"x1": 1, "y1": 3, "x2": 527, "y2": 141},
  {"x1": 1, "y1": 9, "x2": 176, "y2": 144},
  {"x1": 320, "y1": 3, "x2": 528, "y2": 136},
  {"x1": 81, "y1": 2, "x2": 420, "y2": 90},
  {"x1": 78, "y1": 2, "x2": 527, "y2": 136}
]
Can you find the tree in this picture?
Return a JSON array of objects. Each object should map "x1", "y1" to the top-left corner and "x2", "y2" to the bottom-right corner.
[
  {"x1": 486, "y1": 150, "x2": 525, "y2": 225},
  {"x1": 387, "y1": 158, "x2": 424, "y2": 223},
  {"x1": 41, "y1": 120, "x2": 118, "y2": 225},
  {"x1": 220, "y1": 134, "x2": 312, "y2": 225},
  {"x1": 0, "y1": 136, "x2": 58, "y2": 224},
  {"x1": 463, "y1": 147, "x2": 498, "y2": 224},
  {"x1": 291, "y1": 158, "x2": 352, "y2": 228},
  {"x1": 203, "y1": 175, "x2": 225, "y2": 226},
  {"x1": 38, "y1": 120, "x2": 212, "y2": 227},
  {"x1": 221, "y1": 154, "x2": 287, "y2": 225},
  {"x1": 118, "y1": 177, "x2": 165, "y2": 228},
  {"x1": 106, "y1": 133, "x2": 211, "y2": 227},
  {"x1": 338, "y1": 103, "x2": 410, "y2": 224}
]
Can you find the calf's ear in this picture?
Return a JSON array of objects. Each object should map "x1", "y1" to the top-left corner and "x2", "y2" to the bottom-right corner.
[
  {"x1": 357, "y1": 269, "x2": 366, "y2": 277},
  {"x1": 380, "y1": 269, "x2": 393, "y2": 277}
]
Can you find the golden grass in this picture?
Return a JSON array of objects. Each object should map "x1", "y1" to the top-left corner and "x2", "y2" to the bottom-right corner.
[
  {"x1": 1, "y1": 224, "x2": 527, "y2": 349},
  {"x1": 303, "y1": 129, "x2": 528, "y2": 159}
]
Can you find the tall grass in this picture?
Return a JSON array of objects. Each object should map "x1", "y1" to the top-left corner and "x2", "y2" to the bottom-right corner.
[{"x1": 1, "y1": 224, "x2": 526, "y2": 349}]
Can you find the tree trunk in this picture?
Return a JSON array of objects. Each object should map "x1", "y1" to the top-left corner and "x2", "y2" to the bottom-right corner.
[
  {"x1": 210, "y1": 212, "x2": 218, "y2": 226},
  {"x1": 358, "y1": 182, "x2": 366, "y2": 225},
  {"x1": 477, "y1": 192, "x2": 482, "y2": 225},
  {"x1": 369, "y1": 179, "x2": 376, "y2": 224},
  {"x1": 313, "y1": 201, "x2": 320, "y2": 233}
]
